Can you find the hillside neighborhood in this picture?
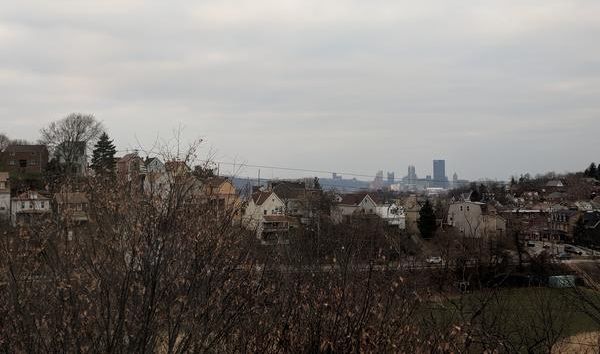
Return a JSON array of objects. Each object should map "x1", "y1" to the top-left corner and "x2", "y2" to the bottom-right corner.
[
  {"x1": 3, "y1": 119, "x2": 600, "y2": 254},
  {"x1": 3, "y1": 115, "x2": 600, "y2": 352}
]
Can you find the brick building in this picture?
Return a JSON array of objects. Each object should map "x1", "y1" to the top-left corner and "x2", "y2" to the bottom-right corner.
[{"x1": 1, "y1": 145, "x2": 49, "y2": 174}]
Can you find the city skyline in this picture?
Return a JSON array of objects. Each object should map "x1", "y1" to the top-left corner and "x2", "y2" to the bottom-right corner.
[{"x1": 2, "y1": 1, "x2": 600, "y2": 180}]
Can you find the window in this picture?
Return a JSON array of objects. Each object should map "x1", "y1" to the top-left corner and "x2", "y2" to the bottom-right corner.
[
  {"x1": 0, "y1": 182, "x2": 4, "y2": 189},
  {"x1": 263, "y1": 210, "x2": 267, "y2": 215},
  {"x1": 29, "y1": 160, "x2": 37, "y2": 166},
  {"x1": 21, "y1": 202, "x2": 25, "y2": 209},
  {"x1": 460, "y1": 206, "x2": 463, "y2": 211},
  {"x1": 40, "y1": 202, "x2": 45, "y2": 209},
  {"x1": 19, "y1": 160, "x2": 27, "y2": 168},
  {"x1": 29, "y1": 201, "x2": 34, "y2": 208},
  {"x1": 467, "y1": 206, "x2": 470, "y2": 211},
  {"x1": 8, "y1": 160, "x2": 15, "y2": 166}
]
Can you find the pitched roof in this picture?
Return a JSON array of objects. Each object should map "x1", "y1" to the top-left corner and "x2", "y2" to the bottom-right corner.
[
  {"x1": 273, "y1": 184, "x2": 306, "y2": 200},
  {"x1": 54, "y1": 192, "x2": 89, "y2": 204},
  {"x1": 118, "y1": 153, "x2": 141, "y2": 163},
  {"x1": 252, "y1": 191, "x2": 274, "y2": 206},
  {"x1": 546, "y1": 180, "x2": 565, "y2": 187},
  {"x1": 164, "y1": 160, "x2": 189, "y2": 173},
  {"x1": 338, "y1": 192, "x2": 384, "y2": 206},
  {"x1": 145, "y1": 157, "x2": 161, "y2": 165},
  {"x1": 204, "y1": 176, "x2": 229, "y2": 188},
  {"x1": 12, "y1": 191, "x2": 50, "y2": 201}
]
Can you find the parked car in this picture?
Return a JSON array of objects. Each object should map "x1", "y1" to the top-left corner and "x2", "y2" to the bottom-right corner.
[
  {"x1": 556, "y1": 252, "x2": 572, "y2": 260},
  {"x1": 564, "y1": 245, "x2": 583, "y2": 255},
  {"x1": 425, "y1": 256, "x2": 443, "y2": 264}
]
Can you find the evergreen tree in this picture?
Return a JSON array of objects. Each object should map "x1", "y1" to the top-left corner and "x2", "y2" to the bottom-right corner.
[
  {"x1": 585, "y1": 162, "x2": 597, "y2": 178},
  {"x1": 573, "y1": 216, "x2": 587, "y2": 246},
  {"x1": 313, "y1": 177, "x2": 321, "y2": 190},
  {"x1": 418, "y1": 200, "x2": 438, "y2": 239},
  {"x1": 470, "y1": 189, "x2": 482, "y2": 202},
  {"x1": 91, "y1": 133, "x2": 116, "y2": 175}
]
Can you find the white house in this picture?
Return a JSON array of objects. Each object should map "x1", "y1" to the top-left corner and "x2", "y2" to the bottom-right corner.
[
  {"x1": 144, "y1": 157, "x2": 165, "y2": 173},
  {"x1": 375, "y1": 203, "x2": 406, "y2": 229},
  {"x1": 0, "y1": 172, "x2": 10, "y2": 220},
  {"x1": 331, "y1": 192, "x2": 382, "y2": 224},
  {"x1": 243, "y1": 191, "x2": 288, "y2": 241},
  {"x1": 447, "y1": 201, "x2": 506, "y2": 238},
  {"x1": 10, "y1": 191, "x2": 51, "y2": 226}
]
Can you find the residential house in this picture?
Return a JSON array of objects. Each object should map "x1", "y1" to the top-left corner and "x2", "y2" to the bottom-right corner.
[
  {"x1": 271, "y1": 181, "x2": 322, "y2": 224},
  {"x1": 375, "y1": 203, "x2": 406, "y2": 229},
  {"x1": 546, "y1": 191, "x2": 567, "y2": 202},
  {"x1": 403, "y1": 195, "x2": 422, "y2": 235},
  {"x1": 1, "y1": 145, "x2": 49, "y2": 174},
  {"x1": 10, "y1": 191, "x2": 51, "y2": 226},
  {"x1": 199, "y1": 177, "x2": 239, "y2": 209},
  {"x1": 116, "y1": 153, "x2": 145, "y2": 181},
  {"x1": 144, "y1": 157, "x2": 164, "y2": 173},
  {"x1": 574, "y1": 211, "x2": 600, "y2": 248},
  {"x1": 0, "y1": 172, "x2": 9, "y2": 220},
  {"x1": 501, "y1": 208, "x2": 548, "y2": 240},
  {"x1": 547, "y1": 208, "x2": 580, "y2": 241},
  {"x1": 164, "y1": 160, "x2": 190, "y2": 175},
  {"x1": 54, "y1": 191, "x2": 90, "y2": 223},
  {"x1": 243, "y1": 190, "x2": 290, "y2": 242},
  {"x1": 143, "y1": 158, "x2": 169, "y2": 197},
  {"x1": 447, "y1": 201, "x2": 506, "y2": 238},
  {"x1": 258, "y1": 215, "x2": 295, "y2": 245},
  {"x1": 575, "y1": 201, "x2": 594, "y2": 212},
  {"x1": 546, "y1": 180, "x2": 565, "y2": 188},
  {"x1": 331, "y1": 192, "x2": 379, "y2": 224},
  {"x1": 55, "y1": 141, "x2": 87, "y2": 175}
]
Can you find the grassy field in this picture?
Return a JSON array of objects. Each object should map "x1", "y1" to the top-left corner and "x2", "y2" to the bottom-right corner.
[{"x1": 418, "y1": 287, "x2": 600, "y2": 351}]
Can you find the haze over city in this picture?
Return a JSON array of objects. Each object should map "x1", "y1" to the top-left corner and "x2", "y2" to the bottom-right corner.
[{"x1": 2, "y1": 0, "x2": 600, "y2": 180}]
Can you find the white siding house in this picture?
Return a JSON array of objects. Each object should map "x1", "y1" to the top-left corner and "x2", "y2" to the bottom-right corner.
[
  {"x1": 10, "y1": 191, "x2": 51, "y2": 226},
  {"x1": 0, "y1": 172, "x2": 10, "y2": 220}
]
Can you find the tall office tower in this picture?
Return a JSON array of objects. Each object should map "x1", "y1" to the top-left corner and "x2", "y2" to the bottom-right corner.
[
  {"x1": 370, "y1": 170, "x2": 385, "y2": 190},
  {"x1": 433, "y1": 159, "x2": 448, "y2": 188},
  {"x1": 407, "y1": 165, "x2": 417, "y2": 181},
  {"x1": 387, "y1": 172, "x2": 395, "y2": 184}
]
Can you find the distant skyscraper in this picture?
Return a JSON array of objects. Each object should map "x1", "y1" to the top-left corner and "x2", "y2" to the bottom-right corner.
[
  {"x1": 433, "y1": 160, "x2": 448, "y2": 188},
  {"x1": 387, "y1": 172, "x2": 395, "y2": 184},
  {"x1": 371, "y1": 170, "x2": 385, "y2": 190},
  {"x1": 406, "y1": 165, "x2": 418, "y2": 191},
  {"x1": 407, "y1": 165, "x2": 417, "y2": 181}
]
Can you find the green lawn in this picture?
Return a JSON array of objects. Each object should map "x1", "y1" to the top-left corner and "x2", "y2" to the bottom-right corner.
[{"x1": 417, "y1": 287, "x2": 600, "y2": 350}]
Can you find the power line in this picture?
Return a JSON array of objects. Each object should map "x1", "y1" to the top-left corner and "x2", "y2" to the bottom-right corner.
[{"x1": 115, "y1": 148, "x2": 448, "y2": 184}]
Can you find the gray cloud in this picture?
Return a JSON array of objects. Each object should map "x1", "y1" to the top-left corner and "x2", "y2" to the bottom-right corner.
[{"x1": 1, "y1": 0, "x2": 599, "y2": 180}]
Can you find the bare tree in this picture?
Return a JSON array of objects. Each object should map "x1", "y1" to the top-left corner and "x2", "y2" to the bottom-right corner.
[
  {"x1": 39, "y1": 113, "x2": 104, "y2": 172},
  {"x1": 0, "y1": 133, "x2": 9, "y2": 152}
]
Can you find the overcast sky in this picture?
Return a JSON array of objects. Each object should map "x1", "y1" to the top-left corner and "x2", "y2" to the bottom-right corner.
[{"x1": 1, "y1": 0, "x2": 599, "y2": 181}]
